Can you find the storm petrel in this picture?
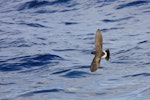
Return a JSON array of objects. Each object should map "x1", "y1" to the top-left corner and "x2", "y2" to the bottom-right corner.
[{"x1": 90, "y1": 29, "x2": 110, "y2": 72}]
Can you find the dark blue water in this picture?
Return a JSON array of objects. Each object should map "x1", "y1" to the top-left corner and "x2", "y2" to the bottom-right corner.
[{"x1": 0, "y1": 0, "x2": 150, "y2": 100}]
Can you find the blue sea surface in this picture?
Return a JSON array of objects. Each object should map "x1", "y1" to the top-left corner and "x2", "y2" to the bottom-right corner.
[{"x1": 0, "y1": 0, "x2": 150, "y2": 100}]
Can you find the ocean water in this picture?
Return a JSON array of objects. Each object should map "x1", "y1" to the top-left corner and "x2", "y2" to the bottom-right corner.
[{"x1": 0, "y1": 0, "x2": 150, "y2": 100}]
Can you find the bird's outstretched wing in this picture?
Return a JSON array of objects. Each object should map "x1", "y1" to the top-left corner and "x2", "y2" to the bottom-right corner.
[
  {"x1": 95, "y1": 29, "x2": 103, "y2": 54},
  {"x1": 90, "y1": 56, "x2": 101, "y2": 72}
]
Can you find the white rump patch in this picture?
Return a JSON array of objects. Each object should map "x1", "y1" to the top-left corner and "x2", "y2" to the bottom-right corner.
[{"x1": 102, "y1": 51, "x2": 107, "y2": 58}]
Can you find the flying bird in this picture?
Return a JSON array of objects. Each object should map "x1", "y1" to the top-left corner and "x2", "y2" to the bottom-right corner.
[{"x1": 90, "y1": 29, "x2": 110, "y2": 72}]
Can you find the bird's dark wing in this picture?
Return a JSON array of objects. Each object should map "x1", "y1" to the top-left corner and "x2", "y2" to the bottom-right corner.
[
  {"x1": 90, "y1": 56, "x2": 101, "y2": 72},
  {"x1": 95, "y1": 29, "x2": 103, "y2": 56}
]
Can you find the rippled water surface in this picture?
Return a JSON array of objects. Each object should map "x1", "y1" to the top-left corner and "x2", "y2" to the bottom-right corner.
[{"x1": 0, "y1": 0, "x2": 150, "y2": 100}]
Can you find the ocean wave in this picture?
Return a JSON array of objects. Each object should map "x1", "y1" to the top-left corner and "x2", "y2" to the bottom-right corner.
[
  {"x1": 0, "y1": 54, "x2": 63, "y2": 72},
  {"x1": 123, "y1": 73, "x2": 150, "y2": 78},
  {"x1": 116, "y1": 1, "x2": 149, "y2": 9},
  {"x1": 62, "y1": 70, "x2": 90, "y2": 78},
  {"x1": 18, "y1": 0, "x2": 72, "y2": 10}
]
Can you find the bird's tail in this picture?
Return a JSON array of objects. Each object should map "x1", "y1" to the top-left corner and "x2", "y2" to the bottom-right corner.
[{"x1": 102, "y1": 49, "x2": 110, "y2": 61}]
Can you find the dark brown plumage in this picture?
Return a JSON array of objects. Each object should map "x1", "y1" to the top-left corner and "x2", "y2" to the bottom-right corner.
[
  {"x1": 90, "y1": 29, "x2": 110, "y2": 72},
  {"x1": 90, "y1": 29, "x2": 103, "y2": 72}
]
